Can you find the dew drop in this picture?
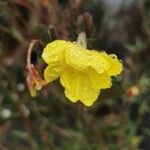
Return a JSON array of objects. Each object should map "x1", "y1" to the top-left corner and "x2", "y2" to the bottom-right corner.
[
  {"x1": 119, "y1": 59, "x2": 122, "y2": 63},
  {"x1": 110, "y1": 54, "x2": 117, "y2": 59}
]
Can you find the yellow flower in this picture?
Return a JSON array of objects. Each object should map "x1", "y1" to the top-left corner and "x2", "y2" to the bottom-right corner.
[{"x1": 42, "y1": 40, "x2": 123, "y2": 106}]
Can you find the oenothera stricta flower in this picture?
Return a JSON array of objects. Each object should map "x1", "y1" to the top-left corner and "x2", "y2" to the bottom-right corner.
[{"x1": 42, "y1": 40, "x2": 123, "y2": 106}]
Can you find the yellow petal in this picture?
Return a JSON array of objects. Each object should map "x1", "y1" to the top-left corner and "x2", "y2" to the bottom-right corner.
[
  {"x1": 90, "y1": 52, "x2": 123, "y2": 76},
  {"x1": 90, "y1": 51, "x2": 111, "y2": 73},
  {"x1": 107, "y1": 54, "x2": 123, "y2": 76},
  {"x1": 65, "y1": 48, "x2": 112, "y2": 74},
  {"x1": 44, "y1": 62, "x2": 65, "y2": 83},
  {"x1": 60, "y1": 67, "x2": 100, "y2": 106},
  {"x1": 65, "y1": 44, "x2": 91, "y2": 71},
  {"x1": 87, "y1": 67, "x2": 112, "y2": 90},
  {"x1": 42, "y1": 40, "x2": 69, "y2": 64}
]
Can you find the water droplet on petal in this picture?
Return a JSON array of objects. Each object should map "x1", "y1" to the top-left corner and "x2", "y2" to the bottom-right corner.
[
  {"x1": 110, "y1": 54, "x2": 117, "y2": 59},
  {"x1": 119, "y1": 59, "x2": 122, "y2": 63}
]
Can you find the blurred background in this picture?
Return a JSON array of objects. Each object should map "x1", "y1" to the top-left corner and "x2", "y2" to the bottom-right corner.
[{"x1": 0, "y1": 0, "x2": 150, "y2": 149}]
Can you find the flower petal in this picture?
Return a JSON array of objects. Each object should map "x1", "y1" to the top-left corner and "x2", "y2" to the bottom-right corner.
[
  {"x1": 107, "y1": 54, "x2": 123, "y2": 76},
  {"x1": 60, "y1": 67, "x2": 100, "y2": 106},
  {"x1": 42, "y1": 40, "x2": 69, "y2": 64},
  {"x1": 90, "y1": 51, "x2": 111, "y2": 73},
  {"x1": 65, "y1": 48, "x2": 112, "y2": 74},
  {"x1": 87, "y1": 67, "x2": 112, "y2": 90},
  {"x1": 90, "y1": 52, "x2": 123, "y2": 76},
  {"x1": 65, "y1": 44, "x2": 91, "y2": 71},
  {"x1": 44, "y1": 62, "x2": 65, "y2": 83}
]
